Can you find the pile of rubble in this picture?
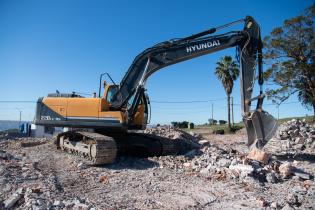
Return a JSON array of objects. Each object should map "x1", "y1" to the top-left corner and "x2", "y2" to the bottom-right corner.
[
  {"x1": 152, "y1": 138, "x2": 313, "y2": 188},
  {"x1": 185, "y1": 145, "x2": 313, "y2": 183},
  {"x1": 276, "y1": 119, "x2": 315, "y2": 152},
  {"x1": 144, "y1": 126, "x2": 201, "y2": 143},
  {"x1": 0, "y1": 148, "x2": 94, "y2": 209},
  {"x1": 143, "y1": 126, "x2": 202, "y2": 154}
]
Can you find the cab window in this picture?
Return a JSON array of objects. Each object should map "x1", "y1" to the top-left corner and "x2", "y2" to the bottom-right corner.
[{"x1": 106, "y1": 86, "x2": 118, "y2": 102}]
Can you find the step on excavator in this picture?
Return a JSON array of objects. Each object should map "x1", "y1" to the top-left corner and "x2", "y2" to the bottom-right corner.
[{"x1": 35, "y1": 16, "x2": 277, "y2": 164}]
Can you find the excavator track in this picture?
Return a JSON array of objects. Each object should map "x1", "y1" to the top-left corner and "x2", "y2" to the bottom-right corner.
[
  {"x1": 56, "y1": 131, "x2": 117, "y2": 165},
  {"x1": 115, "y1": 132, "x2": 187, "y2": 156}
]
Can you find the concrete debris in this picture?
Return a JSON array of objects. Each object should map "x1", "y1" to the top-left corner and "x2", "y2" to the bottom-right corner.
[
  {"x1": 229, "y1": 164, "x2": 254, "y2": 175},
  {"x1": 279, "y1": 162, "x2": 293, "y2": 178},
  {"x1": 292, "y1": 167, "x2": 312, "y2": 180},
  {"x1": 20, "y1": 140, "x2": 46, "y2": 148},
  {"x1": 256, "y1": 197, "x2": 268, "y2": 207},
  {"x1": 143, "y1": 126, "x2": 201, "y2": 150},
  {"x1": 281, "y1": 203, "x2": 295, "y2": 210},
  {"x1": 3, "y1": 188, "x2": 24, "y2": 209},
  {"x1": 77, "y1": 162, "x2": 88, "y2": 170},
  {"x1": 247, "y1": 148, "x2": 270, "y2": 164},
  {"x1": 276, "y1": 119, "x2": 315, "y2": 152},
  {"x1": 0, "y1": 120, "x2": 314, "y2": 209},
  {"x1": 266, "y1": 172, "x2": 278, "y2": 183},
  {"x1": 198, "y1": 139, "x2": 210, "y2": 147}
]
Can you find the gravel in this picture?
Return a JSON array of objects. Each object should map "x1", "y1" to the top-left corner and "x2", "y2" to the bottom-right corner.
[{"x1": 0, "y1": 120, "x2": 314, "y2": 209}]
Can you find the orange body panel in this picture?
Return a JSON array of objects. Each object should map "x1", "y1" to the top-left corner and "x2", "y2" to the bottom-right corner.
[
  {"x1": 42, "y1": 98, "x2": 68, "y2": 117},
  {"x1": 42, "y1": 97, "x2": 124, "y2": 123},
  {"x1": 41, "y1": 84, "x2": 146, "y2": 127},
  {"x1": 133, "y1": 104, "x2": 145, "y2": 125},
  {"x1": 66, "y1": 98, "x2": 99, "y2": 117}
]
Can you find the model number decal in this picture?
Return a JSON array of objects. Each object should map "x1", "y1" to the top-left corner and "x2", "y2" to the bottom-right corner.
[{"x1": 41, "y1": 116, "x2": 61, "y2": 121}]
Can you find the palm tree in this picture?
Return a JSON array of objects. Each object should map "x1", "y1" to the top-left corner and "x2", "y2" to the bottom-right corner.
[{"x1": 214, "y1": 56, "x2": 239, "y2": 131}]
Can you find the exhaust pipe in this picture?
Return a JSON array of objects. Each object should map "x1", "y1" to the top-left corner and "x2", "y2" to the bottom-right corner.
[{"x1": 243, "y1": 109, "x2": 278, "y2": 149}]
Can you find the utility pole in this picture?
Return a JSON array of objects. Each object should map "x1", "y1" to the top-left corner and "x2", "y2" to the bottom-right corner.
[
  {"x1": 211, "y1": 103, "x2": 213, "y2": 125},
  {"x1": 231, "y1": 97, "x2": 234, "y2": 126},
  {"x1": 19, "y1": 110, "x2": 22, "y2": 126},
  {"x1": 277, "y1": 104, "x2": 280, "y2": 120},
  {"x1": 15, "y1": 108, "x2": 22, "y2": 128}
]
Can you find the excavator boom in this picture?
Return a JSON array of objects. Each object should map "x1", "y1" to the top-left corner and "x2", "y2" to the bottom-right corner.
[{"x1": 110, "y1": 16, "x2": 277, "y2": 149}]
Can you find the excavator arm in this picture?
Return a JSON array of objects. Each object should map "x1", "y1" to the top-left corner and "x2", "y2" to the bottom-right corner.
[{"x1": 111, "y1": 16, "x2": 277, "y2": 149}]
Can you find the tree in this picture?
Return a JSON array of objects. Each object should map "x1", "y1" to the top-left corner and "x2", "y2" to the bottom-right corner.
[
  {"x1": 263, "y1": 4, "x2": 315, "y2": 121},
  {"x1": 208, "y1": 118, "x2": 217, "y2": 125},
  {"x1": 214, "y1": 56, "x2": 239, "y2": 130}
]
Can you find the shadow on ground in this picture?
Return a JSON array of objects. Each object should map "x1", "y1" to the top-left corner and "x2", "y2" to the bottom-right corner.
[{"x1": 273, "y1": 153, "x2": 315, "y2": 163}]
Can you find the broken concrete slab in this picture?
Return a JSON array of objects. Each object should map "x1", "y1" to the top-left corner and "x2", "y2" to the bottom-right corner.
[
  {"x1": 247, "y1": 148, "x2": 270, "y2": 164},
  {"x1": 292, "y1": 168, "x2": 312, "y2": 180},
  {"x1": 279, "y1": 162, "x2": 293, "y2": 178},
  {"x1": 3, "y1": 188, "x2": 24, "y2": 209},
  {"x1": 229, "y1": 164, "x2": 254, "y2": 175}
]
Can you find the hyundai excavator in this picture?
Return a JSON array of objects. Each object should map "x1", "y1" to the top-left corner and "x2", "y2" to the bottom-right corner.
[{"x1": 35, "y1": 16, "x2": 277, "y2": 164}]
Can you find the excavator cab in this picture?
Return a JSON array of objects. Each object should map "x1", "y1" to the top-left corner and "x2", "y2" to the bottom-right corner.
[{"x1": 102, "y1": 80, "x2": 149, "y2": 130}]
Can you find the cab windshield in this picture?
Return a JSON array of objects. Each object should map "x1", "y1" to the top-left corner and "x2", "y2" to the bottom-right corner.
[{"x1": 106, "y1": 85, "x2": 118, "y2": 103}]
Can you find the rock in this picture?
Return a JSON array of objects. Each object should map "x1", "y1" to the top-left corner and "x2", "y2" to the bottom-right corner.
[
  {"x1": 217, "y1": 158, "x2": 231, "y2": 167},
  {"x1": 279, "y1": 162, "x2": 293, "y2": 178},
  {"x1": 77, "y1": 162, "x2": 88, "y2": 169},
  {"x1": 99, "y1": 175, "x2": 109, "y2": 184},
  {"x1": 281, "y1": 203, "x2": 295, "y2": 210},
  {"x1": 229, "y1": 164, "x2": 254, "y2": 175},
  {"x1": 3, "y1": 188, "x2": 24, "y2": 209},
  {"x1": 31, "y1": 187, "x2": 42, "y2": 193},
  {"x1": 256, "y1": 197, "x2": 268, "y2": 207},
  {"x1": 0, "y1": 165, "x2": 6, "y2": 176},
  {"x1": 20, "y1": 141, "x2": 45, "y2": 147},
  {"x1": 247, "y1": 148, "x2": 270, "y2": 164},
  {"x1": 198, "y1": 140, "x2": 210, "y2": 147},
  {"x1": 292, "y1": 168, "x2": 312, "y2": 180},
  {"x1": 266, "y1": 172, "x2": 278, "y2": 183},
  {"x1": 3, "y1": 183, "x2": 12, "y2": 192},
  {"x1": 53, "y1": 200, "x2": 63, "y2": 207},
  {"x1": 73, "y1": 203, "x2": 89, "y2": 210},
  {"x1": 286, "y1": 193, "x2": 298, "y2": 205},
  {"x1": 0, "y1": 150, "x2": 9, "y2": 159},
  {"x1": 270, "y1": 201, "x2": 279, "y2": 209},
  {"x1": 183, "y1": 162, "x2": 191, "y2": 168},
  {"x1": 199, "y1": 168, "x2": 210, "y2": 176}
]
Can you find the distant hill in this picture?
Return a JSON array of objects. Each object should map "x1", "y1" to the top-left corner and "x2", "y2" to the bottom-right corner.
[{"x1": 0, "y1": 120, "x2": 30, "y2": 131}]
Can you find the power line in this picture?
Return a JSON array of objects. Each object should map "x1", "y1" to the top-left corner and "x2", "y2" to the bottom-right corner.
[
  {"x1": 0, "y1": 101, "x2": 36, "y2": 103},
  {"x1": 150, "y1": 98, "x2": 226, "y2": 104}
]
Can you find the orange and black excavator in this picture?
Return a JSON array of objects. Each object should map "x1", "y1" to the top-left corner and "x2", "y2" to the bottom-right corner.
[{"x1": 35, "y1": 16, "x2": 277, "y2": 164}]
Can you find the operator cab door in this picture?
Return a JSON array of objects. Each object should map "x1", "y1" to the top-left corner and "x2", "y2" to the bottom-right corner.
[{"x1": 132, "y1": 93, "x2": 149, "y2": 129}]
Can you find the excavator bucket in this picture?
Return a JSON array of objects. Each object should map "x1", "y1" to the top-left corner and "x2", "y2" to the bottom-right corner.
[{"x1": 244, "y1": 110, "x2": 278, "y2": 149}]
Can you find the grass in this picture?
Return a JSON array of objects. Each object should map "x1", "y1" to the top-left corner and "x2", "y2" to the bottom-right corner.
[
  {"x1": 276, "y1": 116, "x2": 314, "y2": 124},
  {"x1": 182, "y1": 115, "x2": 314, "y2": 135},
  {"x1": 183, "y1": 122, "x2": 244, "y2": 134}
]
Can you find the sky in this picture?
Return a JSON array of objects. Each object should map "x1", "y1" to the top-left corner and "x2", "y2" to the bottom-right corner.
[{"x1": 0, "y1": 0, "x2": 313, "y2": 124}]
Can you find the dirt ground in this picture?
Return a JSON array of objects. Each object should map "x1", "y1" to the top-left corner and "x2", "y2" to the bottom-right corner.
[{"x1": 0, "y1": 128, "x2": 314, "y2": 210}]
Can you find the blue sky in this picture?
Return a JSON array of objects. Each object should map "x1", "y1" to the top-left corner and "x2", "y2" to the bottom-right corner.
[{"x1": 0, "y1": 0, "x2": 313, "y2": 124}]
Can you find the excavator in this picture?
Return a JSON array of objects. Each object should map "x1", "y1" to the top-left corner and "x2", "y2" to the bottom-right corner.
[{"x1": 34, "y1": 16, "x2": 277, "y2": 164}]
